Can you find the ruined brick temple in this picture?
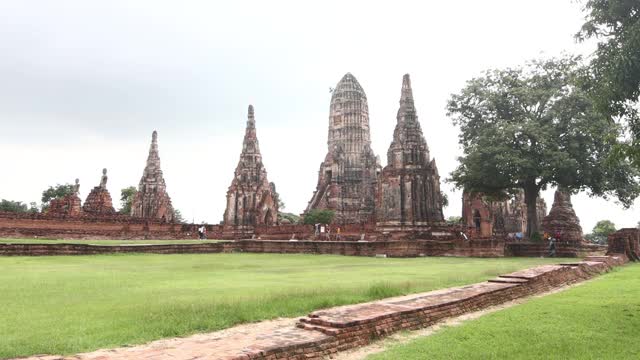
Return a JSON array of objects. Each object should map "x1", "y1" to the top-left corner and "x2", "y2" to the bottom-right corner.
[
  {"x1": 542, "y1": 188, "x2": 583, "y2": 243},
  {"x1": 305, "y1": 73, "x2": 381, "y2": 223},
  {"x1": 377, "y1": 74, "x2": 445, "y2": 228},
  {"x1": 223, "y1": 105, "x2": 279, "y2": 232},
  {"x1": 83, "y1": 168, "x2": 116, "y2": 215},
  {"x1": 304, "y1": 73, "x2": 446, "y2": 227},
  {"x1": 462, "y1": 191, "x2": 548, "y2": 237},
  {"x1": 131, "y1": 131, "x2": 175, "y2": 222},
  {"x1": 48, "y1": 179, "x2": 83, "y2": 217}
]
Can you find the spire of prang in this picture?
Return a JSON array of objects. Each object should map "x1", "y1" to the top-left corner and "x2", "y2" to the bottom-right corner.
[
  {"x1": 131, "y1": 130, "x2": 174, "y2": 221},
  {"x1": 397, "y1": 73, "x2": 417, "y2": 123},
  {"x1": 223, "y1": 105, "x2": 279, "y2": 228},
  {"x1": 242, "y1": 105, "x2": 260, "y2": 155}
]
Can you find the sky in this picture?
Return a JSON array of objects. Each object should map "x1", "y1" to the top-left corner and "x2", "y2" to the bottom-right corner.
[{"x1": 0, "y1": 0, "x2": 638, "y2": 232}]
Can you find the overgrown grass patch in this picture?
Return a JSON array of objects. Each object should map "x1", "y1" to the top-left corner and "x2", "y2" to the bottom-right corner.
[
  {"x1": 369, "y1": 264, "x2": 640, "y2": 360},
  {"x1": 0, "y1": 253, "x2": 567, "y2": 359}
]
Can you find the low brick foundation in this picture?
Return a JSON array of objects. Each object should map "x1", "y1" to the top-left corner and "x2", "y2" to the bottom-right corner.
[
  {"x1": 607, "y1": 228, "x2": 640, "y2": 261},
  {"x1": 0, "y1": 239, "x2": 505, "y2": 257},
  {"x1": 0, "y1": 212, "x2": 465, "y2": 242},
  {"x1": 0, "y1": 212, "x2": 196, "y2": 239},
  {"x1": 232, "y1": 258, "x2": 621, "y2": 359},
  {"x1": 506, "y1": 241, "x2": 606, "y2": 258},
  {"x1": 0, "y1": 242, "x2": 236, "y2": 256}
]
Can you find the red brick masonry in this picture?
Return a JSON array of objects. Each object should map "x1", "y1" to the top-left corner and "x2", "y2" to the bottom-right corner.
[
  {"x1": 18, "y1": 255, "x2": 625, "y2": 360},
  {"x1": 0, "y1": 239, "x2": 505, "y2": 257}
]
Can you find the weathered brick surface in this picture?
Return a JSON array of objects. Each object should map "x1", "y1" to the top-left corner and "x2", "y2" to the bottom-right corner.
[
  {"x1": 130, "y1": 131, "x2": 175, "y2": 222},
  {"x1": 223, "y1": 105, "x2": 279, "y2": 233},
  {"x1": 376, "y1": 75, "x2": 444, "y2": 227},
  {"x1": 506, "y1": 241, "x2": 606, "y2": 258},
  {"x1": 0, "y1": 242, "x2": 235, "y2": 256},
  {"x1": 0, "y1": 213, "x2": 192, "y2": 240},
  {"x1": 607, "y1": 228, "x2": 640, "y2": 261},
  {"x1": 541, "y1": 189, "x2": 584, "y2": 243},
  {"x1": 305, "y1": 73, "x2": 379, "y2": 224},
  {"x1": 0, "y1": 240, "x2": 504, "y2": 257}
]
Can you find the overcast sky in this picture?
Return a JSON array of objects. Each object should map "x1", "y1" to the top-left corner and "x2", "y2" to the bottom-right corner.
[{"x1": 0, "y1": 0, "x2": 638, "y2": 231}]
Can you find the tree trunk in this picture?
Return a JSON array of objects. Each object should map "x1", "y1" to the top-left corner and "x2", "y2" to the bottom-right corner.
[{"x1": 524, "y1": 184, "x2": 539, "y2": 239}]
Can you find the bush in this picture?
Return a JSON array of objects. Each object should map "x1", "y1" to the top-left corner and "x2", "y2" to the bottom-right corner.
[
  {"x1": 303, "y1": 209, "x2": 335, "y2": 225},
  {"x1": 530, "y1": 232, "x2": 543, "y2": 243}
]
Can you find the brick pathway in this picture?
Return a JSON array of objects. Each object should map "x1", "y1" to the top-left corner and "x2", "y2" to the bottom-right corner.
[{"x1": 17, "y1": 257, "x2": 623, "y2": 360}]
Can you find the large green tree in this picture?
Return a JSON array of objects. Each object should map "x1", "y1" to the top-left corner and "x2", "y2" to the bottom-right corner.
[
  {"x1": 173, "y1": 209, "x2": 185, "y2": 223},
  {"x1": 578, "y1": 0, "x2": 640, "y2": 166},
  {"x1": 303, "y1": 209, "x2": 335, "y2": 225},
  {"x1": 0, "y1": 199, "x2": 28, "y2": 213},
  {"x1": 119, "y1": 186, "x2": 137, "y2": 214},
  {"x1": 448, "y1": 57, "x2": 640, "y2": 237},
  {"x1": 41, "y1": 184, "x2": 75, "y2": 209},
  {"x1": 585, "y1": 219, "x2": 617, "y2": 244}
]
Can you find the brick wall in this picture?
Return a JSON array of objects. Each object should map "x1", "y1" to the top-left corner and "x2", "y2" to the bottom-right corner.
[
  {"x1": 222, "y1": 258, "x2": 620, "y2": 359},
  {"x1": 0, "y1": 239, "x2": 505, "y2": 257}
]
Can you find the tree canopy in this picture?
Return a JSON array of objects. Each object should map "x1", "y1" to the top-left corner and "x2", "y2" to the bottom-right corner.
[
  {"x1": 173, "y1": 209, "x2": 185, "y2": 223},
  {"x1": 578, "y1": 0, "x2": 640, "y2": 166},
  {"x1": 585, "y1": 219, "x2": 617, "y2": 244},
  {"x1": 303, "y1": 209, "x2": 335, "y2": 225},
  {"x1": 0, "y1": 199, "x2": 37, "y2": 213},
  {"x1": 41, "y1": 184, "x2": 75, "y2": 209},
  {"x1": 119, "y1": 186, "x2": 137, "y2": 214},
  {"x1": 448, "y1": 56, "x2": 640, "y2": 237}
]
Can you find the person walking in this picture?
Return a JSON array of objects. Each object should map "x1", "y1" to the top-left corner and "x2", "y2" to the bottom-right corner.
[{"x1": 548, "y1": 236, "x2": 557, "y2": 257}]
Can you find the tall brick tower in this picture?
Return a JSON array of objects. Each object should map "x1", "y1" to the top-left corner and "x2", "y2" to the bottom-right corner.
[
  {"x1": 131, "y1": 131, "x2": 174, "y2": 221},
  {"x1": 224, "y1": 105, "x2": 279, "y2": 233},
  {"x1": 305, "y1": 73, "x2": 380, "y2": 224},
  {"x1": 377, "y1": 74, "x2": 444, "y2": 228}
]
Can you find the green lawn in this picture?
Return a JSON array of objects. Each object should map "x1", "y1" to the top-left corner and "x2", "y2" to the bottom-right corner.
[
  {"x1": 369, "y1": 263, "x2": 640, "y2": 360},
  {"x1": 0, "y1": 238, "x2": 224, "y2": 245},
  {"x1": 0, "y1": 254, "x2": 567, "y2": 359}
]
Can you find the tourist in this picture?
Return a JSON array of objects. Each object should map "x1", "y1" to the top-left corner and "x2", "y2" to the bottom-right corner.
[
  {"x1": 197, "y1": 225, "x2": 203, "y2": 239},
  {"x1": 548, "y1": 236, "x2": 557, "y2": 257},
  {"x1": 314, "y1": 223, "x2": 320, "y2": 238},
  {"x1": 336, "y1": 227, "x2": 341, "y2": 241},
  {"x1": 320, "y1": 224, "x2": 325, "y2": 240},
  {"x1": 202, "y1": 225, "x2": 207, "y2": 240}
]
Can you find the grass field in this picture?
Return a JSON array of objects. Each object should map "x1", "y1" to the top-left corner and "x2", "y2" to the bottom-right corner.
[
  {"x1": 0, "y1": 254, "x2": 567, "y2": 359},
  {"x1": 0, "y1": 238, "x2": 223, "y2": 245},
  {"x1": 369, "y1": 263, "x2": 640, "y2": 360}
]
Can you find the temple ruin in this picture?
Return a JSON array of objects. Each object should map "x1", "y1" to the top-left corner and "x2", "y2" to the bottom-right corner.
[
  {"x1": 48, "y1": 179, "x2": 82, "y2": 217},
  {"x1": 462, "y1": 190, "x2": 547, "y2": 237},
  {"x1": 83, "y1": 168, "x2": 115, "y2": 215},
  {"x1": 223, "y1": 105, "x2": 279, "y2": 233},
  {"x1": 305, "y1": 73, "x2": 380, "y2": 224},
  {"x1": 131, "y1": 131, "x2": 175, "y2": 222},
  {"x1": 541, "y1": 188, "x2": 583, "y2": 243},
  {"x1": 377, "y1": 74, "x2": 444, "y2": 228}
]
